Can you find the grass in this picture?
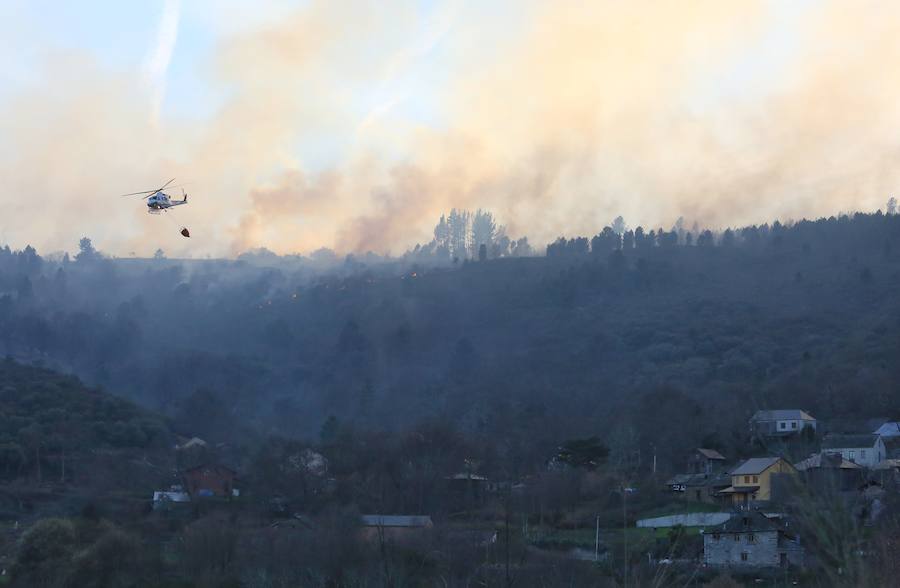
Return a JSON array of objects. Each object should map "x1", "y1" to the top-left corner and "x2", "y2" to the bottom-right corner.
[
  {"x1": 612, "y1": 527, "x2": 702, "y2": 542},
  {"x1": 528, "y1": 527, "x2": 597, "y2": 549},
  {"x1": 528, "y1": 525, "x2": 704, "y2": 551},
  {"x1": 637, "y1": 501, "x2": 723, "y2": 519}
]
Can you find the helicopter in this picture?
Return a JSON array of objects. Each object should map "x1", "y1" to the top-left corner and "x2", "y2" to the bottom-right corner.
[
  {"x1": 120, "y1": 178, "x2": 191, "y2": 237},
  {"x1": 120, "y1": 178, "x2": 188, "y2": 213}
]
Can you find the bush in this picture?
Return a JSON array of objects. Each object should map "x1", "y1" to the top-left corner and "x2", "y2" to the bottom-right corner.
[
  {"x1": 12, "y1": 518, "x2": 76, "y2": 587},
  {"x1": 15, "y1": 517, "x2": 76, "y2": 567}
]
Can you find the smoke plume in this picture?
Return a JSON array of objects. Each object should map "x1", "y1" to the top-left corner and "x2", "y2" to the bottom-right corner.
[{"x1": 3, "y1": 0, "x2": 900, "y2": 256}]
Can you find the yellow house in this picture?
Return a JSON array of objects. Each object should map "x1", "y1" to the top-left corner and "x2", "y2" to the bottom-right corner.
[{"x1": 719, "y1": 457, "x2": 797, "y2": 506}]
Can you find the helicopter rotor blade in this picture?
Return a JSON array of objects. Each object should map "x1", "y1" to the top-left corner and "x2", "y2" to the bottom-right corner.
[
  {"x1": 158, "y1": 183, "x2": 191, "y2": 191},
  {"x1": 119, "y1": 179, "x2": 186, "y2": 198},
  {"x1": 119, "y1": 190, "x2": 158, "y2": 197}
]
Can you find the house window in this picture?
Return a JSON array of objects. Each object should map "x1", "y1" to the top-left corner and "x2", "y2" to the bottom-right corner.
[
  {"x1": 713, "y1": 533, "x2": 721, "y2": 541},
  {"x1": 752, "y1": 476, "x2": 758, "y2": 483},
  {"x1": 779, "y1": 422, "x2": 786, "y2": 430},
  {"x1": 748, "y1": 533, "x2": 756, "y2": 543},
  {"x1": 861, "y1": 450, "x2": 867, "y2": 459},
  {"x1": 741, "y1": 552, "x2": 749, "y2": 562},
  {"x1": 849, "y1": 451, "x2": 855, "y2": 461},
  {"x1": 744, "y1": 475, "x2": 750, "y2": 484},
  {"x1": 734, "y1": 534, "x2": 741, "y2": 541},
  {"x1": 791, "y1": 422, "x2": 797, "y2": 429}
]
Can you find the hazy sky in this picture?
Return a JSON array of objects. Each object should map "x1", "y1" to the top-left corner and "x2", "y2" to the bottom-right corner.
[{"x1": 1, "y1": 0, "x2": 898, "y2": 257}]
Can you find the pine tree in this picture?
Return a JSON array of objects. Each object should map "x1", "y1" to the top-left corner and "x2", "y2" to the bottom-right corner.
[{"x1": 471, "y1": 209, "x2": 496, "y2": 258}]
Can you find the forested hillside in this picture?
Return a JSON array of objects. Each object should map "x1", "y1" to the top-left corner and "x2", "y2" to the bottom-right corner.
[
  {"x1": 0, "y1": 360, "x2": 171, "y2": 481},
  {"x1": 1, "y1": 211, "x2": 899, "y2": 471}
]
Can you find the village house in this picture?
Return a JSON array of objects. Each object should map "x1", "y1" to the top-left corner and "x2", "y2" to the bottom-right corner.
[
  {"x1": 750, "y1": 410, "x2": 817, "y2": 438},
  {"x1": 864, "y1": 421, "x2": 900, "y2": 459},
  {"x1": 703, "y1": 511, "x2": 803, "y2": 568},
  {"x1": 821, "y1": 434, "x2": 886, "y2": 467},
  {"x1": 718, "y1": 457, "x2": 798, "y2": 507},
  {"x1": 689, "y1": 448, "x2": 727, "y2": 475},
  {"x1": 665, "y1": 448, "x2": 731, "y2": 504},
  {"x1": 182, "y1": 464, "x2": 238, "y2": 498},
  {"x1": 794, "y1": 452, "x2": 864, "y2": 493},
  {"x1": 666, "y1": 472, "x2": 731, "y2": 504}
]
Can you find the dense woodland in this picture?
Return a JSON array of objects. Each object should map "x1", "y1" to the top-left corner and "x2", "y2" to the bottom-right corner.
[
  {"x1": 1, "y1": 208, "x2": 900, "y2": 585},
  {"x1": 3, "y1": 210, "x2": 900, "y2": 467}
]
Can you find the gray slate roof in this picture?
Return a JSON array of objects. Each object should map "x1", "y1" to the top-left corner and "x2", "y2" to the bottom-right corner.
[
  {"x1": 751, "y1": 409, "x2": 815, "y2": 422},
  {"x1": 360, "y1": 515, "x2": 433, "y2": 528},
  {"x1": 730, "y1": 457, "x2": 782, "y2": 476},
  {"x1": 709, "y1": 511, "x2": 785, "y2": 534},
  {"x1": 794, "y1": 452, "x2": 862, "y2": 471},
  {"x1": 697, "y1": 448, "x2": 726, "y2": 460},
  {"x1": 822, "y1": 434, "x2": 880, "y2": 450}
]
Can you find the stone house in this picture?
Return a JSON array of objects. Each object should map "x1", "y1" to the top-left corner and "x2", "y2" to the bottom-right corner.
[{"x1": 703, "y1": 511, "x2": 803, "y2": 568}]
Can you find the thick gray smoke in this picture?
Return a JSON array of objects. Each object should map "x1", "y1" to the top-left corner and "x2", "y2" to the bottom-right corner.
[{"x1": 2, "y1": 0, "x2": 898, "y2": 257}]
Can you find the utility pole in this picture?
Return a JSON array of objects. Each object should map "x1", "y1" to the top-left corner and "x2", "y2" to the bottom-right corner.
[
  {"x1": 623, "y1": 484, "x2": 628, "y2": 587},
  {"x1": 505, "y1": 486, "x2": 511, "y2": 588},
  {"x1": 595, "y1": 514, "x2": 601, "y2": 561}
]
